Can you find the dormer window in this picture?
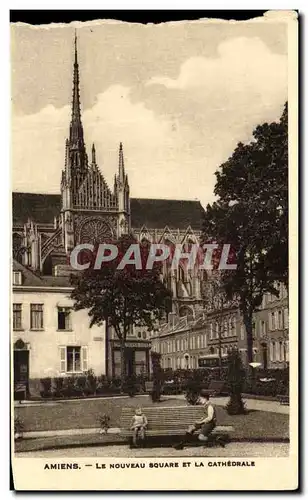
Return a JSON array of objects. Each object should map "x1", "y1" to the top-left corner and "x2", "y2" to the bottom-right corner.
[{"x1": 13, "y1": 271, "x2": 22, "y2": 286}]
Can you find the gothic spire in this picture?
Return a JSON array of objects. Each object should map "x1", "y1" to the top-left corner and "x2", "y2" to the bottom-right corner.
[
  {"x1": 69, "y1": 31, "x2": 84, "y2": 147},
  {"x1": 91, "y1": 143, "x2": 96, "y2": 166},
  {"x1": 119, "y1": 142, "x2": 125, "y2": 182}
]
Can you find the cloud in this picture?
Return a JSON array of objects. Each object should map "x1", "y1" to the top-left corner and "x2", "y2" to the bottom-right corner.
[
  {"x1": 12, "y1": 37, "x2": 288, "y2": 208},
  {"x1": 12, "y1": 85, "x2": 182, "y2": 199},
  {"x1": 147, "y1": 37, "x2": 287, "y2": 100}
]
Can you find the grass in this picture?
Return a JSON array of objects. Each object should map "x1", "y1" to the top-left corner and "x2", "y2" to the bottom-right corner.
[
  {"x1": 14, "y1": 395, "x2": 289, "y2": 453},
  {"x1": 14, "y1": 396, "x2": 184, "y2": 431}
]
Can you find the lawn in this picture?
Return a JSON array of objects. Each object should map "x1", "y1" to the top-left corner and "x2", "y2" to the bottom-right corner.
[
  {"x1": 14, "y1": 395, "x2": 289, "y2": 444},
  {"x1": 15, "y1": 396, "x2": 184, "y2": 431}
]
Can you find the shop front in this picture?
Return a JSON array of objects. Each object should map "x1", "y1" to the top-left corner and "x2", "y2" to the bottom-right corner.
[{"x1": 108, "y1": 339, "x2": 151, "y2": 378}]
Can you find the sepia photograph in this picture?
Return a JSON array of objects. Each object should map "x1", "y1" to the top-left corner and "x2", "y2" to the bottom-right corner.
[{"x1": 10, "y1": 10, "x2": 298, "y2": 491}]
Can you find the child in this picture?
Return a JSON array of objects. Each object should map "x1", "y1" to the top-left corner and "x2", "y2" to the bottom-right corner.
[
  {"x1": 130, "y1": 407, "x2": 148, "y2": 447},
  {"x1": 174, "y1": 391, "x2": 217, "y2": 450}
]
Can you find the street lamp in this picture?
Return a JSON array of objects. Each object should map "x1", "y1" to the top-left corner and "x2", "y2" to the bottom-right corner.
[
  {"x1": 249, "y1": 362, "x2": 262, "y2": 369},
  {"x1": 184, "y1": 353, "x2": 189, "y2": 370},
  {"x1": 248, "y1": 362, "x2": 261, "y2": 387}
]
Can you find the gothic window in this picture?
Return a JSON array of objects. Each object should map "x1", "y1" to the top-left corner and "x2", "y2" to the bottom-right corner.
[
  {"x1": 79, "y1": 219, "x2": 113, "y2": 244},
  {"x1": 177, "y1": 265, "x2": 191, "y2": 298},
  {"x1": 13, "y1": 233, "x2": 24, "y2": 262},
  {"x1": 179, "y1": 306, "x2": 193, "y2": 320}
]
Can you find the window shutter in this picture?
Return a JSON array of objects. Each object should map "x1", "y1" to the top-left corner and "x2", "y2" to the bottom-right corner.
[
  {"x1": 81, "y1": 346, "x2": 88, "y2": 372},
  {"x1": 59, "y1": 346, "x2": 66, "y2": 373}
]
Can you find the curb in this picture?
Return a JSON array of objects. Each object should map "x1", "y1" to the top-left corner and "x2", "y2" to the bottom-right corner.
[
  {"x1": 15, "y1": 436, "x2": 290, "y2": 454},
  {"x1": 22, "y1": 427, "x2": 121, "y2": 439}
]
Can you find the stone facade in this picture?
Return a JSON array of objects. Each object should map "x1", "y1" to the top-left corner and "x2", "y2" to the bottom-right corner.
[{"x1": 152, "y1": 284, "x2": 289, "y2": 370}]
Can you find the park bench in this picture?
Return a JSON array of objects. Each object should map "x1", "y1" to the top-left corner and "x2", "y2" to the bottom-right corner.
[
  {"x1": 201, "y1": 380, "x2": 226, "y2": 397},
  {"x1": 120, "y1": 405, "x2": 234, "y2": 446},
  {"x1": 277, "y1": 395, "x2": 289, "y2": 405}
]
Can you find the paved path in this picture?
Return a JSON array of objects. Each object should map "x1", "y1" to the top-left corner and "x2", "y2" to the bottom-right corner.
[
  {"x1": 15, "y1": 394, "x2": 289, "y2": 414},
  {"x1": 16, "y1": 442, "x2": 289, "y2": 458},
  {"x1": 210, "y1": 397, "x2": 289, "y2": 415}
]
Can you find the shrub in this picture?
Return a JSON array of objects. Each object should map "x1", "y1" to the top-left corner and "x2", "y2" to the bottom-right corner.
[
  {"x1": 96, "y1": 375, "x2": 109, "y2": 394},
  {"x1": 75, "y1": 376, "x2": 87, "y2": 396},
  {"x1": 226, "y1": 392, "x2": 246, "y2": 415},
  {"x1": 40, "y1": 377, "x2": 52, "y2": 398},
  {"x1": 185, "y1": 383, "x2": 201, "y2": 405},
  {"x1": 53, "y1": 377, "x2": 65, "y2": 398},
  {"x1": 85, "y1": 369, "x2": 98, "y2": 396},
  {"x1": 98, "y1": 414, "x2": 111, "y2": 434},
  {"x1": 62, "y1": 376, "x2": 78, "y2": 397},
  {"x1": 124, "y1": 376, "x2": 137, "y2": 397}
]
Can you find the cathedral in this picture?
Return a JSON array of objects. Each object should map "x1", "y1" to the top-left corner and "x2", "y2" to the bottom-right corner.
[{"x1": 12, "y1": 36, "x2": 205, "y2": 393}]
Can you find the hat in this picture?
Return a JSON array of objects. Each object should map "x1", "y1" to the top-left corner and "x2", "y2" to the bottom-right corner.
[{"x1": 199, "y1": 389, "x2": 210, "y2": 398}]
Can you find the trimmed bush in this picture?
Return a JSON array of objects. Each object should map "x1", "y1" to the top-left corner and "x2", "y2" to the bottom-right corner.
[
  {"x1": 84, "y1": 369, "x2": 98, "y2": 396},
  {"x1": 185, "y1": 379, "x2": 201, "y2": 405},
  {"x1": 53, "y1": 377, "x2": 65, "y2": 398},
  {"x1": 40, "y1": 377, "x2": 52, "y2": 398},
  {"x1": 124, "y1": 376, "x2": 138, "y2": 397}
]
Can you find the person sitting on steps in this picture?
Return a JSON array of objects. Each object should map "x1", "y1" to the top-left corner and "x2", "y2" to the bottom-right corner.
[{"x1": 174, "y1": 390, "x2": 222, "y2": 450}]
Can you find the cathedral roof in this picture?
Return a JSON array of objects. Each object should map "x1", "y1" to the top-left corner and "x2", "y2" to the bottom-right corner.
[
  {"x1": 12, "y1": 193, "x2": 62, "y2": 226},
  {"x1": 12, "y1": 192, "x2": 205, "y2": 230},
  {"x1": 129, "y1": 198, "x2": 204, "y2": 230}
]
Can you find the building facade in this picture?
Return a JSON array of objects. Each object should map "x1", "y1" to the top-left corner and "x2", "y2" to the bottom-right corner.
[
  {"x1": 12, "y1": 261, "x2": 106, "y2": 397},
  {"x1": 12, "y1": 35, "x2": 205, "y2": 390},
  {"x1": 152, "y1": 283, "x2": 289, "y2": 371},
  {"x1": 253, "y1": 283, "x2": 289, "y2": 369}
]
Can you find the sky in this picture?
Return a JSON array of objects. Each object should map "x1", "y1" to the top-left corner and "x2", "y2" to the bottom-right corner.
[{"x1": 11, "y1": 16, "x2": 288, "y2": 208}]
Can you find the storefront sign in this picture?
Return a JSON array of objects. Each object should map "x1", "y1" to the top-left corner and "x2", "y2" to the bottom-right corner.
[{"x1": 112, "y1": 341, "x2": 151, "y2": 349}]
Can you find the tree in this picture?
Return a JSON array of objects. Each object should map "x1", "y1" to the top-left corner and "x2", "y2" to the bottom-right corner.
[
  {"x1": 201, "y1": 270, "x2": 238, "y2": 377},
  {"x1": 150, "y1": 351, "x2": 163, "y2": 402},
  {"x1": 70, "y1": 235, "x2": 172, "y2": 391},
  {"x1": 225, "y1": 349, "x2": 246, "y2": 415},
  {"x1": 202, "y1": 103, "x2": 288, "y2": 366}
]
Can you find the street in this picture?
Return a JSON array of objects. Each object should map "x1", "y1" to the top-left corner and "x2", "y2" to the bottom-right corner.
[{"x1": 16, "y1": 442, "x2": 289, "y2": 458}]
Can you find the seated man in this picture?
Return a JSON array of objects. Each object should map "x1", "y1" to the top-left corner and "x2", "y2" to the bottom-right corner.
[
  {"x1": 130, "y1": 407, "x2": 148, "y2": 448},
  {"x1": 174, "y1": 391, "x2": 217, "y2": 450}
]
